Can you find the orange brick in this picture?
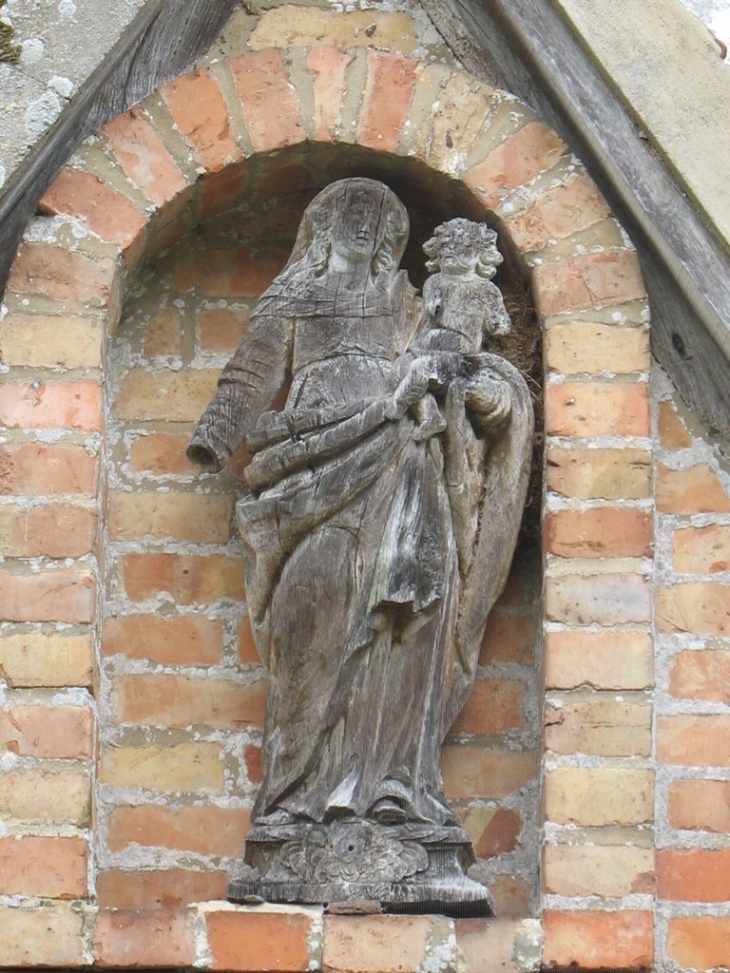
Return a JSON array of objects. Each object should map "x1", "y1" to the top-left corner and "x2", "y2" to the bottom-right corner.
[
  {"x1": 545, "y1": 322, "x2": 649, "y2": 375},
  {"x1": 544, "y1": 631, "x2": 653, "y2": 690},
  {"x1": 658, "y1": 715, "x2": 730, "y2": 767},
  {"x1": 323, "y1": 915, "x2": 437, "y2": 973},
  {"x1": 113, "y1": 674, "x2": 267, "y2": 729},
  {"x1": 357, "y1": 51, "x2": 419, "y2": 152},
  {"x1": 504, "y1": 175, "x2": 611, "y2": 252},
  {"x1": 0, "y1": 442, "x2": 98, "y2": 495},
  {"x1": 96, "y1": 868, "x2": 227, "y2": 909},
  {"x1": 174, "y1": 247, "x2": 284, "y2": 298},
  {"x1": 143, "y1": 307, "x2": 182, "y2": 357},
  {"x1": 674, "y1": 525, "x2": 730, "y2": 574},
  {"x1": 669, "y1": 650, "x2": 730, "y2": 702},
  {"x1": 657, "y1": 848, "x2": 730, "y2": 903},
  {"x1": 7, "y1": 243, "x2": 116, "y2": 304},
  {"x1": 546, "y1": 447, "x2": 651, "y2": 500},
  {"x1": 102, "y1": 614, "x2": 222, "y2": 666},
  {"x1": 129, "y1": 432, "x2": 195, "y2": 476},
  {"x1": 0, "y1": 311, "x2": 103, "y2": 368},
  {"x1": 667, "y1": 916, "x2": 730, "y2": 971},
  {"x1": 0, "y1": 632, "x2": 93, "y2": 688},
  {"x1": 114, "y1": 368, "x2": 218, "y2": 421},
  {"x1": 544, "y1": 698, "x2": 651, "y2": 757},
  {"x1": 479, "y1": 611, "x2": 535, "y2": 666},
  {"x1": 0, "y1": 704, "x2": 92, "y2": 758},
  {"x1": 197, "y1": 307, "x2": 250, "y2": 353},
  {"x1": 122, "y1": 553, "x2": 246, "y2": 605},
  {"x1": 545, "y1": 507, "x2": 652, "y2": 558},
  {"x1": 162, "y1": 68, "x2": 243, "y2": 172},
  {"x1": 543, "y1": 910, "x2": 653, "y2": 970},
  {"x1": 441, "y1": 747, "x2": 537, "y2": 800},
  {"x1": 544, "y1": 768, "x2": 654, "y2": 825},
  {"x1": 669, "y1": 779, "x2": 730, "y2": 832},
  {"x1": 200, "y1": 162, "x2": 250, "y2": 221},
  {"x1": 103, "y1": 106, "x2": 189, "y2": 207},
  {"x1": 0, "y1": 567, "x2": 95, "y2": 623},
  {"x1": 40, "y1": 167, "x2": 146, "y2": 251},
  {"x1": 658, "y1": 400, "x2": 692, "y2": 450},
  {"x1": 230, "y1": 49, "x2": 305, "y2": 152},
  {"x1": 0, "y1": 906, "x2": 83, "y2": 967},
  {"x1": 461, "y1": 806, "x2": 522, "y2": 858},
  {"x1": 94, "y1": 908, "x2": 194, "y2": 968},
  {"x1": 109, "y1": 491, "x2": 233, "y2": 543},
  {"x1": 0, "y1": 768, "x2": 90, "y2": 824},
  {"x1": 543, "y1": 845, "x2": 654, "y2": 897},
  {"x1": 545, "y1": 573, "x2": 651, "y2": 626},
  {"x1": 449, "y1": 679, "x2": 525, "y2": 736},
  {"x1": 0, "y1": 502, "x2": 97, "y2": 557},
  {"x1": 0, "y1": 835, "x2": 88, "y2": 898},
  {"x1": 99, "y1": 741, "x2": 224, "y2": 793},
  {"x1": 657, "y1": 583, "x2": 730, "y2": 636},
  {"x1": 208, "y1": 908, "x2": 313, "y2": 973},
  {"x1": 464, "y1": 123, "x2": 568, "y2": 209},
  {"x1": 0, "y1": 380, "x2": 102, "y2": 431},
  {"x1": 656, "y1": 463, "x2": 730, "y2": 513},
  {"x1": 244, "y1": 743, "x2": 264, "y2": 785},
  {"x1": 239, "y1": 615, "x2": 262, "y2": 664},
  {"x1": 490, "y1": 875, "x2": 532, "y2": 918},
  {"x1": 534, "y1": 250, "x2": 645, "y2": 316},
  {"x1": 545, "y1": 382, "x2": 650, "y2": 438},
  {"x1": 307, "y1": 46, "x2": 353, "y2": 141},
  {"x1": 108, "y1": 805, "x2": 250, "y2": 857},
  {"x1": 456, "y1": 918, "x2": 523, "y2": 973}
]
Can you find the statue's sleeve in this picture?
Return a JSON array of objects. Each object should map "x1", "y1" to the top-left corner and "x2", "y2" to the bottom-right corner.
[{"x1": 187, "y1": 312, "x2": 293, "y2": 471}]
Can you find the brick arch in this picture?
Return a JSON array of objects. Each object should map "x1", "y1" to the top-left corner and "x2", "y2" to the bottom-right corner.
[{"x1": 1, "y1": 45, "x2": 654, "y2": 970}]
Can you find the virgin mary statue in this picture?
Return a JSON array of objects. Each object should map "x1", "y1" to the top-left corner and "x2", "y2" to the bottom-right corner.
[{"x1": 187, "y1": 178, "x2": 533, "y2": 915}]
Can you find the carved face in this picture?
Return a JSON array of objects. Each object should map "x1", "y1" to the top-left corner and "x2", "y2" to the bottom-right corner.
[
  {"x1": 330, "y1": 184, "x2": 385, "y2": 263},
  {"x1": 424, "y1": 218, "x2": 502, "y2": 279}
]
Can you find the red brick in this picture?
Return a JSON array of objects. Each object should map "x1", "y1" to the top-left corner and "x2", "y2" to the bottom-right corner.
[
  {"x1": 244, "y1": 743, "x2": 264, "y2": 785},
  {"x1": 546, "y1": 447, "x2": 652, "y2": 500},
  {"x1": 449, "y1": 679, "x2": 525, "y2": 736},
  {"x1": 162, "y1": 68, "x2": 243, "y2": 172},
  {"x1": 456, "y1": 918, "x2": 524, "y2": 973},
  {"x1": 545, "y1": 382, "x2": 650, "y2": 437},
  {"x1": 0, "y1": 442, "x2": 98, "y2": 496},
  {"x1": 658, "y1": 715, "x2": 730, "y2": 767},
  {"x1": 504, "y1": 174, "x2": 611, "y2": 252},
  {"x1": 478, "y1": 612, "x2": 535, "y2": 666},
  {"x1": 200, "y1": 162, "x2": 250, "y2": 221},
  {"x1": 122, "y1": 553, "x2": 246, "y2": 605},
  {"x1": 669, "y1": 779, "x2": 730, "y2": 832},
  {"x1": 0, "y1": 567, "x2": 95, "y2": 622},
  {"x1": 357, "y1": 51, "x2": 419, "y2": 152},
  {"x1": 462, "y1": 806, "x2": 521, "y2": 858},
  {"x1": 109, "y1": 805, "x2": 250, "y2": 857},
  {"x1": 7, "y1": 243, "x2": 116, "y2": 304},
  {"x1": 0, "y1": 502, "x2": 97, "y2": 557},
  {"x1": 0, "y1": 380, "x2": 102, "y2": 431},
  {"x1": 230, "y1": 49, "x2": 305, "y2": 152},
  {"x1": 39, "y1": 167, "x2": 146, "y2": 251},
  {"x1": 543, "y1": 910, "x2": 653, "y2": 970},
  {"x1": 544, "y1": 630, "x2": 654, "y2": 690},
  {"x1": 657, "y1": 583, "x2": 730, "y2": 636},
  {"x1": 657, "y1": 848, "x2": 730, "y2": 902},
  {"x1": 656, "y1": 463, "x2": 730, "y2": 513},
  {"x1": 94, "y1": 909, "x2": 195, "y2": 968},
  {"x1": 545, "y1": 507, "x2": 652, "y2": 558},
  {"x1": 207, "y1": 908, "x2": 312, "y2": 972},
  {"x1": 308, "y1": 46, "x2": 353, "y2": 141},
  {"x1": 239, "y1": 615, "x2": 262, "y2": 664},
  {"x1": 129, "y1": 432, "x2": 195, "y2": 476},
  {"x1": 674, "y1": 524, "x2": 730, "y2": 574},
  {"x1": 534, "y1": 250, "x2": 645, "y2": 316},
  {"x1": 102, "y1": 614, "x2": 222, "y2": 666},
  {"x1": 0, "y1": 704, "x2": 92, "y2": 758},
  {"x1": 545, "y1": 572, "x2": 651, "y2": 626},
  {"x1": 113, "y1": 674, "x2": 268, "y2": 728},
  {"x1": 0, "y1": 835, "x2": 88, "y2": 898},
  {"x1": 103, "y1": 106, "x2": 188, "y2": 207},
  {"x1": 658, "y1": 400, "x2": 692, "y2": 450},
  {"x1": 669, "y1": 650, "x2": 730, "y2": 702},
  {"x1": 174, "y1": 247, "x2": 285, "y2": 298},
  {"x1": 96, "y1": 868, "x2": 227, "y2": 909},
  {"x1": 323, "y1": 915, "x2": 436, "y2": 973},
  {"x1": 143, "y1": 307, "x2": 182, "y2": 357},
  {"x1": 464, "y1": 123, "x2": 568, "y2": 209},
  {"x1": 197, "y1": 306, "x2": 250, "y2": 353},
  {"x1": 667, "y1": 916, "x2": 730, "y2": 971},
  {"x1": 441, "y1": 747, "x2": 537, "y2": 800}
]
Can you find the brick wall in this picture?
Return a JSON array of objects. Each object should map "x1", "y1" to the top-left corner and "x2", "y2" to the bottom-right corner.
[{"x1": 0, "y1": 6, "x2": 727, "y2": 971}]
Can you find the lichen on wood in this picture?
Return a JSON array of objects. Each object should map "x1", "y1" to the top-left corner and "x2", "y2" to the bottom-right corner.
[{"x1": 0, "y1": 0, "x2": 21, "y2": 64}]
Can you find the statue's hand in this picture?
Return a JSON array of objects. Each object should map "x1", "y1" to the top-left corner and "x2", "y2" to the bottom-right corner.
[{"x1": 465, "y1": 371, "x2": 512, "y2": 436}]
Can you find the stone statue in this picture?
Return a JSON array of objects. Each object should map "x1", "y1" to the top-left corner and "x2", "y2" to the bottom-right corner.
[{"x1": 187, "y1": 179, "x2": 533, "y2": 916}]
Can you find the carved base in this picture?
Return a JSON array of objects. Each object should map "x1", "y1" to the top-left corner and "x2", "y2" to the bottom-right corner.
[{"x1": 227, "y1": 820, "x2": 495, "y2": 918}]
